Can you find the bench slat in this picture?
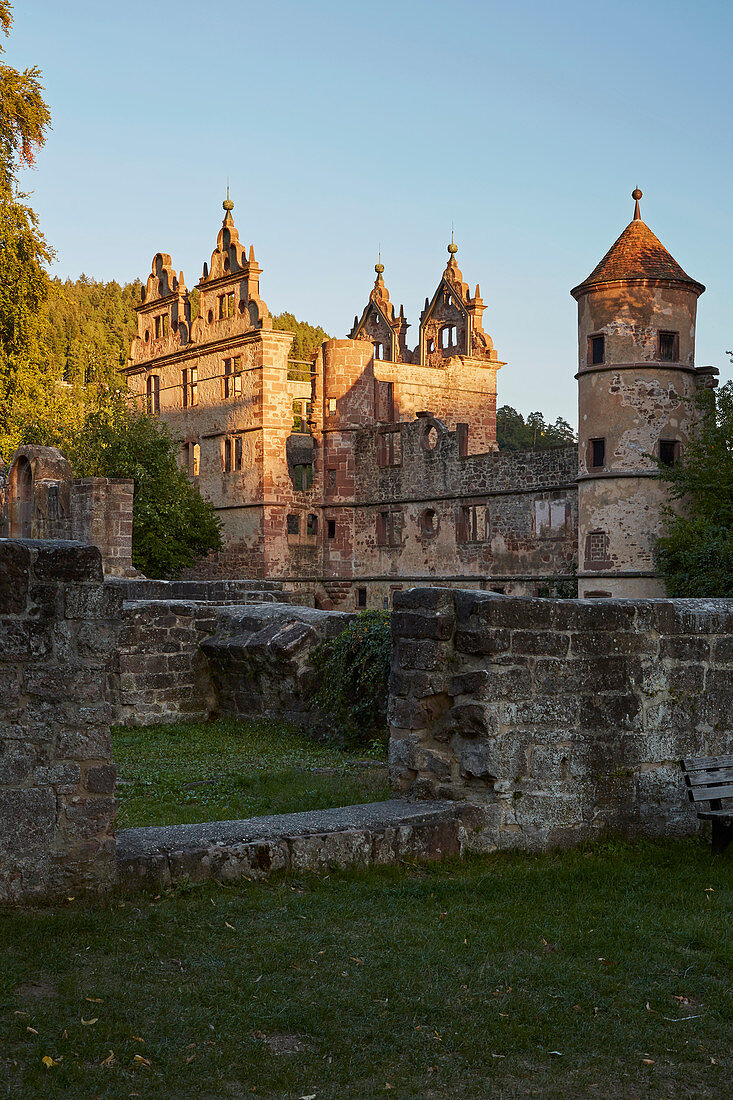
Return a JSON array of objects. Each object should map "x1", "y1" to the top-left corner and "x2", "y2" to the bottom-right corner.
[
  {"x1": 684, "y1": 770, "x2": 733, "y2": 788},
  {"x1": 697, "y1": 810, "x2": 733, "y2": 821},
  {"x1": 682, "y1": 755, "x2": 733, "y2": 772},
  {"x1": 686, "y1": 784, "x2": 733, "y2": 803}
]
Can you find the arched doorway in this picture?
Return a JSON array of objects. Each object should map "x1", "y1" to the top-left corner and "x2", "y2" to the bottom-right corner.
[{"x1": 10, "y1": 457, "x2": 33, "y2": 537}]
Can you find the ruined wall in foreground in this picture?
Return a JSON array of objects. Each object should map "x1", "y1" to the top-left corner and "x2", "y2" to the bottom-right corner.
[
  {"x1": 0, "y1": 540, "x2": 118, "y2": 903},
  {"x1": 389, "y1": 588, "x2": 733, "y2": 850}
]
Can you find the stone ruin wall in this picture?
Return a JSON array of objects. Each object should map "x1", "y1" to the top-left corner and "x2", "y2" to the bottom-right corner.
[
  {"x1": 0, "y1": 539, "x2": 118, "y2": 904},
  {"x1": 389, "y1": 587, "x2": 733, "y2": 850},
  {"x1": 349, "y1": 423, "x2": 578, "y2": 608}
]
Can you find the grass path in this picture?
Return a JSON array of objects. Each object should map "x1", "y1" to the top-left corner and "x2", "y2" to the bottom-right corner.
[
  {"x1": 112, "y1": 718, "x2": 390, "y2": 828},
  {"x1": 1, "y1": 838, "x2": 733, "y2": 1097}
]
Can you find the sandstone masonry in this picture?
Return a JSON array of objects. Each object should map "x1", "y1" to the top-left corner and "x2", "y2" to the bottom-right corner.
[
  {"x1": 0, "y1": 539, "x2": 118, "y2": 903},
  {"x1": 389, "y1": 587, "x2": 733, "y2": 850}
]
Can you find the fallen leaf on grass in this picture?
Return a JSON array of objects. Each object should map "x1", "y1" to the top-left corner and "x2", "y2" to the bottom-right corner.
[
  {"x1": 41, "y1": 1056, "x2": 61, "y2": 1068},
  {"x1": 225, "y1": 922, "x2": 235, "y2": 930},
  {"x1": 642, "y1": 1058, "x2": 655, "y2": 1065},
  {"x1": 81, "y1": 1017, "x2": 98, "y2": 1026},
  {"x1": 133, "y1": 1054, "x2": 151, "y2": 1067},
  {"x1": 101, "y1": 1050, "x2": 115, "y2": 1066},
  {"x1": 85, "y1": 996, "x2": 103, "y2": 1003},
  {"x1": 26, "y1": 1027, "x2": 38, "y2": 1034},
  {"x1": 548, "y1": 1051, "x2": 563, "y2": 1056}
]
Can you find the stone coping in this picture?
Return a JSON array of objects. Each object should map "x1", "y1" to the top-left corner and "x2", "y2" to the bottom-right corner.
[{"x1": 117, "y1": 799, "x2": 457, "y2": 859}]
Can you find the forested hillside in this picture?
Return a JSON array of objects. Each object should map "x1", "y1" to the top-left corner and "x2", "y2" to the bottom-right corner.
[
  {"x1": 496, "y1": 406, "x2": 576, "y2": 451},
  {"x1": 41, "y1": 276, "x2": 141, "y2": 385},
  {"x1": 39, "y1": 278, "x2": 331, "y2": 382}
]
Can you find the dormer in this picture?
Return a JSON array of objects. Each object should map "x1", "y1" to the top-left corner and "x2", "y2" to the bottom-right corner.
[
  {"x1": 130, "y1": 252, "x2": 190, "y2": 362},
  {"x1": 192, "y1": 193, "x2": 271, "y2": 341},
  {"x1": 418, "y1": 241, "x2": 499, "y2": 367},
  {"x1": 349, "y1": 261, "x2": 409, "y2": 363}
]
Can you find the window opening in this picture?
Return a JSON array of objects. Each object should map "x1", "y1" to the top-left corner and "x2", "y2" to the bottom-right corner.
[
  {"x1": 589, "y1": 438, "x2": 605, "y2": 469},
  {"x1": 357, "y1": 587, "x2": 367, "y2": 608},
  {"x1": 659, "y1": 439, "x2": 680, "y2": 467},
  {"x1": 292, "y1": 400, "x2": 312, "y2": 433},
  {"x1": 306, "y1": 514, "x2": 318, "y2": 537},
  {"x1": 146, "y1": 374, "x2": 160, "y2": 415},
  {"x1": 659, "y1": 331, "x2": 678, "y2": 362},
  {"x1": 327, "y1": 519, "x2": 336, "y2": 539},
  {"x1": 589, "y1": 335, "x2": 605, "y2": 365},
  {"x1": 293, "y1": 463, "x2": 313, "y2": 491},
  {"x1": 223, "y1": 438, "x2": 232, "y2": 473},
  {"x1": 287, "y1": 514, "x2": 300, "y2": 536}
]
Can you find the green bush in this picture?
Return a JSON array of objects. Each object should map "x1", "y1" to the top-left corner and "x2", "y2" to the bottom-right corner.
[{"x1": 310, "y1": 610, "x2": 391, "y2": 750}]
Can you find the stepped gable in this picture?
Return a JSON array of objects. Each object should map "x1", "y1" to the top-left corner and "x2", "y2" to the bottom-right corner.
[{"x1": 572, "y1": 190, "x2": 705, "y2": 298}]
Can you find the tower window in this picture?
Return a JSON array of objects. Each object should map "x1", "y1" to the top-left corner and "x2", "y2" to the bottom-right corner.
[
  {"x1": 287, "y1": 514, "x2": 300, "y2": 537},
  {"x1": 327, "y1": 519, "x2": 336, "y2": 539},
  {"x1": 357, "y1": 587, "x2": 367, "y2": 608},
  {"x1": 588, "y1": 438, "x2": 606, "y2": 469},
  {"x1": 659, "y1": 439, "x2": 681, "y2": 467},
  {"x1": 659, "y1": 331, "x2": 679, "y2": 362},
  {"x1": 589, "y1": 335, "x2": 605, "y2": 365}
]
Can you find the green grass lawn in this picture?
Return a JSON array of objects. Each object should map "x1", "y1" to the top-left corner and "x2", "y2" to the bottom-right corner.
[
  {"x1": 111, "y1": 718, "x2": 391, "y2": 828},
  {"x1": 2, "y1": 838, "x2": 733, "y2": 1098}
]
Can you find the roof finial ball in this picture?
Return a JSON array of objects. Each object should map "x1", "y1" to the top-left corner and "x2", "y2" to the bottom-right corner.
[
  {"x1": 632, "y1": 187, "x2": 643, "y2": 221},
  {"x1": 223, "y1": 183, "x2": 234, "y2": 214}
]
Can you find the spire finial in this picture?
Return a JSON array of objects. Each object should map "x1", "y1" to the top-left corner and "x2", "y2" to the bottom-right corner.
[
  {"x1": 375, "y1": 246, "x2": 384, "y2": 275},
  {"x1": 632, "y1": 187, "x2": 642, "y2": 221},
  {"x1": 448, "y1": 222, "x2": 458, "y2": 256},
  {"x1": 223, "y1": 179, "x2": 234, "y2": 214}
]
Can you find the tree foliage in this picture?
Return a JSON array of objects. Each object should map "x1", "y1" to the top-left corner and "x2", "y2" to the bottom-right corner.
[
  {"x1": 272, "y1": 311, "x2": 330, "y2": 362},
  {"x1": 41, "y1": 275, "x2": 141, "y2": 386},
  {"x1": 17, "y1": 387, "x2": 223, "y2": 578},
  {"x1": 310, "y1": 610, "x2": 391, "y2": 749},
  {"x1": 0, "y1": 1, "x2": 53, "y2": 408},
  {"x1": 655, "y1": 381, "x2": 733, "y2": 597},
  {"x1": 497, "y1": 406, "x2": 576, "y2": 451}
]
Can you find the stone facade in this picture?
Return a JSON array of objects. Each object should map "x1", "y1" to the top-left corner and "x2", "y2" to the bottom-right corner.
[
  {"x1": 123, "y1": 189, "x2": 718, "y2": 603},
  {"x1": 123, "y1": 198, "x2": 586, "y2": 606},
  {"x1": 389, "y1": 587, "x2": 733, "y2": 850},
  {"x1": 0, "y1": 446, "x2": 135, "y2": 577},
  {"x1": 0, "y1": 539, "x2": 118, "y2": 903}
]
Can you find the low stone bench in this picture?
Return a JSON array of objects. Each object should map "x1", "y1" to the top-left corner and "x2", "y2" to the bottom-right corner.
[{"x1": 116, "y1": 800, "x2": 468, "y2": 888}]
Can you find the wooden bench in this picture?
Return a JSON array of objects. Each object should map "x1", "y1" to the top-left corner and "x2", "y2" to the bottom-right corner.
[{"x1": 681, "y1": 756, "x2": 733, "y2": 854}]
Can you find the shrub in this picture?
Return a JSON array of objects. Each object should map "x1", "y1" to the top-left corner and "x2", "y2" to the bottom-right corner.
[{"x1": 310, "y1": 610, "x2": 391, "y2": 750}]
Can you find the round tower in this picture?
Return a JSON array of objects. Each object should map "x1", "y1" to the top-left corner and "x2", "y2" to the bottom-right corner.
[{"x1": 571, "y1": 189, "x2": 706, "y2": 598}]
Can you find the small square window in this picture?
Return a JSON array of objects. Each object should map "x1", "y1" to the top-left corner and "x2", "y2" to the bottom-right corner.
[
  {"x1": 357, "y1": 587, "x2": 367, "y2": 608},
  {"x1": 659, "y1": 439, "x2": 680, "y2": 467},
  {"x1": 327, "y1": 519, "x2": 336, "y2": 539},
  {"x1": 287, "y1": 514, "x2": 300, "y2": 536},
  {"x1": 659, "y1": 332, "x2": 678, "y2": 362},
  {"x1": 589, "y1": 335, "x2": 605, "y2": 365},
  {"x1": 589, "y1": 438, "x2": 605, "y2": 469}
]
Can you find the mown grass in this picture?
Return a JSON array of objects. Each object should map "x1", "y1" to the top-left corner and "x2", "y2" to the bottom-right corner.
[
  {"x1": 2, "y1": 838, "x2": 733, "y2": 1098},
  {"x1": 111, "y1": 718, "x2": 390, "y2": 828}
]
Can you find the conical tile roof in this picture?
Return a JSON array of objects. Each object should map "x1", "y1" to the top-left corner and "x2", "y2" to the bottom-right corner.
[{"x1": 571, "y1": 209, "x2": 704, "y2": 299}]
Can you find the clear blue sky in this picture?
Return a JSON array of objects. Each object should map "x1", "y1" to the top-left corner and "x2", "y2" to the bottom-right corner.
[{"x1": 9, "y1": 0, "x2": 733, "y2": 425}]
